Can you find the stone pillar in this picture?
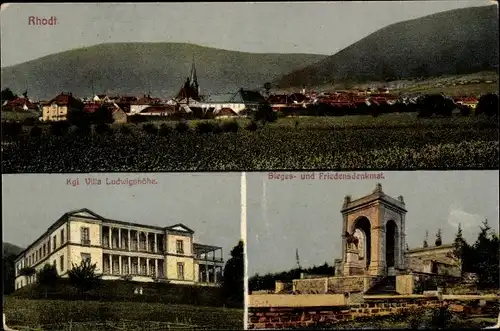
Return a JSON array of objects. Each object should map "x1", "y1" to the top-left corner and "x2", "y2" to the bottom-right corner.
[
  {"x1": 146, "y1": 233, "x2": 149, "y2": 252},
  {"x1": 138, "y1": 257, "x2": 141, "y2": 274},
  {"x1": 214, "y1": 266, "x2": 218, "y2": 283},
  {"x1": 369, "y1": 225, "x2": 386, "y2": 276},
  {"x1": 154, "y1": 234, "x2": 157, "y2": 253},
  {"x1": 136, "y1": 232, "x2": 140, "y2": 251},
  {"x1": 341, "y1": 214, "x2": 348, "y2": 267},
  {"x1": 128, "y1": 230, "x2": 131, "y2": 251},
  {"x1": 146, "y1": 258, "x2": 150, "y2": 275},
  {"x1": 205, "y1": 264, "x2": 208, "y2": 283},
  {"x1": 155, "y1": 259, "x2": 158, "y2": 278},
  {"x1": 108, "y1": 227, "x2": 112, "y2": 248},
  {"x1": 128, "y1": 256, "x2": 131, "y2": 274},
  {"x1": 118, "y1": 229, "x2": 122, "y2": 249},
  {"x1": 109, "y1": 254, "x2": 112, "y2": 274},
  {"x1": 118, "y1": 256, "x2": 122, "y2": 275},
  {"x1": 400, "y1": 215, "x2": 406, "y2": 270}
]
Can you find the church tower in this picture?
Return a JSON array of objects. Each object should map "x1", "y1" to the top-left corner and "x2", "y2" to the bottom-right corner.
[{"x1": 190, "y1": 56, "x2": 199, "y2": 95}]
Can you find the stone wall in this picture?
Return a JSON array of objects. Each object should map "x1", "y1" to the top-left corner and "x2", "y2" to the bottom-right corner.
[
  {"x1": 292, "y1": 276, "x2": 367, "y2": 294},
  {"x1": 248, "y1": 295, "x2": 499, "y2": 329},
  {"x1": 328, "y1": 276, "x2": 365, "y2": 293},
  {"x1": 249, "y1": 294, "x2": 346, "y2": 308},
  {"x1": 275, "y1": 281, "x2": 292, "y2": 294},
  {"x1": 396, "y1": 275, "x2": 414, "y2": 295},
  {"x1": 406, "y1": 245, "x2": 461, "y2": 277}
]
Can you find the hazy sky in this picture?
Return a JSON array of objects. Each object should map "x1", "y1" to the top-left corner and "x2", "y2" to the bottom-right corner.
[
  {"x1": 0, "y1": 1, "x2": 493, "y2": 67},
  {"x1": 2, "y1": 173, "x2": 242, "y2": 262},
  {"x1": 247, "y1": 170, "x2": 499, "y2": 276}
]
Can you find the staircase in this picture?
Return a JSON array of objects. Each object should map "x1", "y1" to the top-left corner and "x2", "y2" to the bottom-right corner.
[{"x1": 365, "y1": 276, "x2": 398, "y2": 295}]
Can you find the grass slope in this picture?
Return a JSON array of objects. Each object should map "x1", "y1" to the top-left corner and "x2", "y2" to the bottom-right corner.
[
  {"x1": 0, "y1": 43, "x2": 327, "y2": 100},
  {"x1": 275, "y1": 5, "x2": 499, "y2": 88}
]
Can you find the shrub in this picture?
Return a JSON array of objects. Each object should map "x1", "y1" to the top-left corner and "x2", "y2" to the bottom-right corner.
[
  {"x1": 254, "y1": 104, "x2": 277, "y2": 123},
  {"x1": 246, "y1": 121, "x2": 259, "y2": 132},
  {"x1": 30, "y1": 126, "x2": 43, "y2": 137},
  {"x1": 22, "y1": 117, "x2": 37, "y2": 126},
  {"x1": 219, "y1": 120, "x2": 240, "y2": 133},
  {"x1": 142, "y1": 123, "x2": 158, "y2": 135},
  {"x1": 94, "y1": 123, "x2": 111, "y2": 135},
  {"x1": 119, "y1": 125, "x2": 132, "y2": 135},
  {"x1": 175, "y1": 121, "x2": 190, "y2": 134},
  {"x1": 158, "y1": 123, "x2": 173, "y2": 137},
  {"x1": 49, "y1": 121, "x2": 70, "y2": 136},
  {"x1": 196, "y1": 121, "x2": 221, "y2": 134},
  {"x1": 128, "y1": 114, "x2": 146, "y2": 124},
  {"x1": 1, "y1": 121, "x2": 23, "y2": 138},
  {"x1": 460, "y1": 106, "x2": 471, "y2": 117}
]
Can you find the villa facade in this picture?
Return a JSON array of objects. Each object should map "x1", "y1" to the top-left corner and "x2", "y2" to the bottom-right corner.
[{"x1": 14, "y1": 209, "x2": 224, "y2": 290}]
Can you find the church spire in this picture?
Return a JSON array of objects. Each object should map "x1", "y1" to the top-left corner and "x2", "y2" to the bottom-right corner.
[{"x1": 190, "y1": 55, "x2": 199, "y2": 94}]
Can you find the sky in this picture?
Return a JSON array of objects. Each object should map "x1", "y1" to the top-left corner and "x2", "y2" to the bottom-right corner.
[
  {"x1": 0, "y1": 1, "x2": 494, "y2": 67},
  {"x1": 246, "y1": 170, "x2": 499, "y2": 276},
  {"x1": 2, "y1": 173, "x2": 242, "y2": 262}
]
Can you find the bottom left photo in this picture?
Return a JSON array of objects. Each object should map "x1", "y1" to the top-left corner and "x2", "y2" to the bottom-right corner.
[{"x1": 2, "y1": 173, "x2": 244, "y2": 331}]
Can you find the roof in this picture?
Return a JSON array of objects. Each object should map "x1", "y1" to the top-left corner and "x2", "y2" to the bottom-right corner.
[
  {"x1": 83, "y1": 103, "x2": 102, "y2": 113},
  {"x1": 48, "y1": 92, "x2": 82, "y2": 108},
  {"x1": 140, "y1": 105, "x2": 177, "y2": 114},
  {"x1": 193, "y1": 243, "x2": 222, "y2": 255},
  {"x1": 205, "y1": 89, "x2": 266, "y2": 104}
]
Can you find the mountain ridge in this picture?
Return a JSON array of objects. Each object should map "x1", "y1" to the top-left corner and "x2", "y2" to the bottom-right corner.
[
  {"x1": 1, "y1": 43, "x2": 327, "y2": 100},
  {"x1": 274, "y1": 5, "x2": 499, "y2": 89}
]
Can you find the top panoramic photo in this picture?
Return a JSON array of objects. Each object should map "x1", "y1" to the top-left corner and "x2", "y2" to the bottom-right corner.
[{"x1": 1, "y1": 1, "x2": 498, "y2": 173}]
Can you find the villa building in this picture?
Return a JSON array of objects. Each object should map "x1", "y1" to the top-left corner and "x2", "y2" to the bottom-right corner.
[
  {"x1": 13, "y1": 209, "x2": 224, "y2": 290},
  {"x1": 41, "y1": 92, "x2": 83, "y2": 122}
]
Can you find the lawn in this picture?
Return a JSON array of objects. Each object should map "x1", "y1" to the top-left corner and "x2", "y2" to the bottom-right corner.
[{"x1": 3, "y1": 297, "x2": 244, "y2": 331}]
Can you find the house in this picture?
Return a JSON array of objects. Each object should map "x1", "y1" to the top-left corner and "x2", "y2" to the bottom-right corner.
[
  {"x1": 93, "y1": 94, "x2": 112, "y2": 103},
  {"x1": 453, "y1": 96, "x2": 478, "y2": 110},
  {"x1": 214, "y1": 107, "x2": 238, "y2": 118},
  {"x1": 130, "y1": 95, "x2": 162, "y2": 114},
  {"x1": 42, "y1": 92, "x2": 83, "y2": 122},
  {"x1": 13, "y1": 208, "x2": 224, "y2": 290},
  {"x1": 1, "y1": 97, "x2": 39, "y2": 112},
  {"x1": 109, "y1": 103, "x2": 127, "y2": 124},
  {"x1": 201, "y1": 89, "x2": 267, "y2": 114},
  {"x1": 138, "y1": 105, "x2": 178, "y2": 117}
]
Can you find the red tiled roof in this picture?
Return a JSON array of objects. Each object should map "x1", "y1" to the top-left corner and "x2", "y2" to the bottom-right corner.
[
  {"x1": 140, "y1": 105, "x2": 177, "y2": 114},
  {"x1": 49, "y1": 92, "x2": 82, "y2": 108},
  {"x1": 83, "y1": 103, "x2": 101, "y2": 113}
]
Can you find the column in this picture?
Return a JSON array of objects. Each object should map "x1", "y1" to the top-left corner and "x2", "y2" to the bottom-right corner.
[
  {"x1": 108, "y1": 254, "x2": 112, "y2": 274},
  {"x1": 138, "y1": 257, "x2": 141, "y2": 274},
  {"x1": 146, "y1": 233, "x2": 149, "y2": 252},
  {"x1": 119, "y1": 256, "x2": 122, "y2": 275},
  {"x1": 136, "y1": 231, "x2": 140, "y2": 251},
  {"x1": 128, "y1": 229, "x2": 131, "y2": 251},
  {"x1": 128, "y1": 256, "x2": 131, "y2": 274},
  {"x1": 108, "y1": 227, "x2": 112, "y2": 248},
  {"x1": 155, "y1": 259, "x2": 158, "y2": 278},
  {"x1": 341, "y1": 214, "x2": 348, "y2": 266},
  {"x1": 154, "y1": 234, "x2": 157, "y2": 253},
  {"x1": 118, "y1": 229, "x2": 122, "y2": 249},
  {"x1": 213, "y1": 266, "x2": 217, "y2": 283},
  {"x1": 205, "y1": 264, "x2": 208, "y2": 283},
  {"x1": 146, "y1": 258, "x2": 150, "y2": 276}
]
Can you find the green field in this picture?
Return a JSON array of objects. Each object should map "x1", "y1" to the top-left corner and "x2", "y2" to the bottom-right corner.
[
  {"x1": 3, "y1": 297, "x2": 243, "y2": 331},
  {"x1": 2, "y1": 112, "x2": 498, "y2": 172}
]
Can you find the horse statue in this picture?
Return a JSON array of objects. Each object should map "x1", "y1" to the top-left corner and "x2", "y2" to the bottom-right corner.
[{"x1": 345, "y1": 231, "x2": 359, "y2": 250}]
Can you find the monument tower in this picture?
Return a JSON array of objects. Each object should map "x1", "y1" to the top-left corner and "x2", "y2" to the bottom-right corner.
[{"x1": 339, "y1": 183, "x2": 407, "y2": 277}]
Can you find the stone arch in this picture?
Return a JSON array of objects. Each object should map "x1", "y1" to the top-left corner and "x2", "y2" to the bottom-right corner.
[
  {"x1": 351, "y1": 216, "x2": 371, "y2": 270},
  {"x1": 385, "y1": 220, "x2": 398, "y2": 272}
]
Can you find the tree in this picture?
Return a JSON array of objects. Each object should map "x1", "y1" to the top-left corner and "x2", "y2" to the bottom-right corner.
[
  {"x1": 37, "y1": 263, "x2": 60, "y2": 298},
  {"x1": 68, "y1": 259, "x2": 101, "y2": 298},
  {"x1": 254, "y1": 103, "x2": 277, "y2": 124},
  {"x1": 263, "y1": 82, "x2": 272, "y2": 97},
  {"x1": 1, "y1": 88, "x2": 17, "y2": 102},
  {"x1": 92, "y1": 105, "x2": 114, "y2": 124},
  {"x1": 472, "y1": 219, "x2": 499, "y2": 289},
  {"x1": 452, "y1": 223, "x2": 471, "y2": 273},
  {"x1": 423, "y1": 230, "x2": 429, "y2": 248},
  {"x1": 222, "y1": 240, "x2": 244, "y2": 308},
  {"x1": 435, "y1": 229, "x2": 442, "y2": 247},
  {"x1": 295, "y1": 248, "x2": 301, "y2": 270},
  {"x1": 476, "y1": 93, "x2": 498, "y2": 117}
]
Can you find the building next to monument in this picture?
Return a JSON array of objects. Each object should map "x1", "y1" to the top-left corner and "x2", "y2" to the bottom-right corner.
[
  {"x1": 13, "y1": 209, "x2": 224, "y2": 291},
  {"x1": 277, "y1": 183, "x2": 461, "y2": 297}
]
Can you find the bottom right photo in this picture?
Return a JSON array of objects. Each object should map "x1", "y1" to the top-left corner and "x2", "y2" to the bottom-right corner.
[{"x1": 247, "y1": 170, "x2": 499, "y2": 330}]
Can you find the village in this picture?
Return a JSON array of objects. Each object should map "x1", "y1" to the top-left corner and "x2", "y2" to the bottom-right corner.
[{"x1": 0, "y1": 60, "x2": 486, "y2": 125}]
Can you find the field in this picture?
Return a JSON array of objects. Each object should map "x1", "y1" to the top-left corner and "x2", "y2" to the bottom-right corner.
[
  {"x1": 1, "y1": 113, "x2": 498, "y2": 172},
  {"x1": 3, "y1": 297, "x2": 244, "y2": 331}
]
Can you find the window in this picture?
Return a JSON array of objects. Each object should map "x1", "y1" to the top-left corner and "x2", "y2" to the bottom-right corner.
[
  {"x1": 60, "y1": 229, "x2": 65, "y2": 244},
  {"x1": 81, "y1": 227, "x2": 90, "y2": 245},
  {"x1": 43, "y1": 244, "x2": 46, "y2": 256},
  {"x1": 60, "y1": 255, "x2": 64, "y2": 272},
  {"x1": 47, "y1": 240, "x2": 51, "y2": 254},
  {"x1": 81, "y1": 253, "x2": 91, "y2": 263},
  {"x1": 53, "y1": 259, "x2": 57, "y2": 269},
  {"x1": 176, "y1": 240, "x2": 184, "y2": 254},
  {"x1": 53, "y1": 235, "x2": 57, "y2": 250},
  {"x1": 177, "y1": 262, "x2": 185, "y2": 280},
  {"x1": 35, "y1": 251, "x2": 38, "y2": 261}
]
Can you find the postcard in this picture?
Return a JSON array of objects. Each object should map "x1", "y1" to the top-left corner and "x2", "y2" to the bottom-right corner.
[
  {"x1": 2, "y1": 173, "x2": 245, "y2": 330},
  {"x1": 246, "y1": 171, "x2": 499, "y2": 329},
  {"x1": 1, "y1": 1, "x2": 498, "y2": 173}
]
